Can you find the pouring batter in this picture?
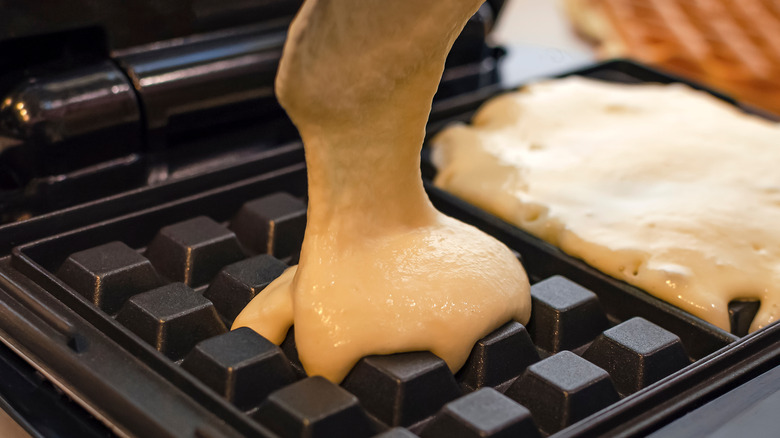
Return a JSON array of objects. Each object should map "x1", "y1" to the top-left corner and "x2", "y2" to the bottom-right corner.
[{"x1": 232, "y1": 0, "x2": 531, "y2": 383}]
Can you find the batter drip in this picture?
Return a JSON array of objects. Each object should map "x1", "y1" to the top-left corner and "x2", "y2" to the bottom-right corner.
[{"x1": 232, "y1": 0, "x2": 531, "y2": 383}]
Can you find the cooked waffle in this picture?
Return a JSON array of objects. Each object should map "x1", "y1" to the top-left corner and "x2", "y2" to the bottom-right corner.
[{"x1": 563, "y1": 0, "x2": 780, "y2": 114}]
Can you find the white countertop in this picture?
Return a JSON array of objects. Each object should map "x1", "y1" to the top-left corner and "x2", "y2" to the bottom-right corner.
[{"x1": 491, "y1": 0, "x2": 595, "y2": 87}]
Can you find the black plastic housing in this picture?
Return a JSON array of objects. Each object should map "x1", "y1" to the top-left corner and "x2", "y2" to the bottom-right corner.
[{"x1": 0, "y1": 1, "x2": 504, "y2": 223}]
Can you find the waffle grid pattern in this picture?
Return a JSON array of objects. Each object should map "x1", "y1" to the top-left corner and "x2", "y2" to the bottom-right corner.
[{"x1": 566, "y1": 0, "x2": 780, "y2": 114}]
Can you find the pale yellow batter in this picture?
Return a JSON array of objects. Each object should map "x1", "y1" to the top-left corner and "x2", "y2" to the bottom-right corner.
[
  {"x1": 232, "y1": 0, "x2": 531, "y2": 383},
  {"x1": 432, "y1": 76, "x2": 780, "y2": 333}
]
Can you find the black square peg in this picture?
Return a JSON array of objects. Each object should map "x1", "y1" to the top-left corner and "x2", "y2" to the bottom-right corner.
[
  {"x1": 527, "y1": 276, "x2": 609, "y2": 352},
  {"x1": 421, "y1": 388, "x2": 540, "y2": 438},
  {"x1": 203, "y1": 255, "x2": 288, "y2": 323},
  {"x1": 342, "y1": 352, "x2": 462, "y2": 428},
  {"x1": 457, "y1": 321, "x2": 540, "y2": 392},
  {"x1": 280, "y1": 328, "x2": 307, "y2": 379},
  {"x1": 505, "y1": 351, "x2": 619, "y2": 434},
  {"x1": 145, "y1": 216, "x2": 245, "y2": 287},
  {"x1": 181, "y1": 327, "x2": 297, "y2": 410},
  {"x1": 253, "y1": 376, "x2": 375, "y2": 438},
  {"x1": 116, "y1": 283, "x2": 227, "y2": 360},
  {"x1": 728, "y1": 299, "x2": 761, "y2": 337},
  {"x1": 582, "y1": 317, "x2": 690, "y2": 395},
  {"x1": 57, "y1": 241, "x2": 163, "y2": 314},
  {"x1": 230, "y1": 192, "x2": 307, "y2": 259}
]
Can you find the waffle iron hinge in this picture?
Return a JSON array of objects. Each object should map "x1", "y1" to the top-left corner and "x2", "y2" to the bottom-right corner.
[{"x1": 0, "y1": 20, "x2": 296, "y2": 224}]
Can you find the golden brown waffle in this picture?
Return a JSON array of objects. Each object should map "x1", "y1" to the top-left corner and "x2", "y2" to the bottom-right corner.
[{"x1": 564, "y1": 0, "x2": 780, "y2": 114}]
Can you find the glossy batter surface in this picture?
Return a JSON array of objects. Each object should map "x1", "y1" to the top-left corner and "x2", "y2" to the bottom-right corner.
[
  {"x1": 432, "y1": 76, "x2": 780, "y2": 332},
  {"x1": 232, "y1": 0, "x2": 531, "y2": 383}
]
